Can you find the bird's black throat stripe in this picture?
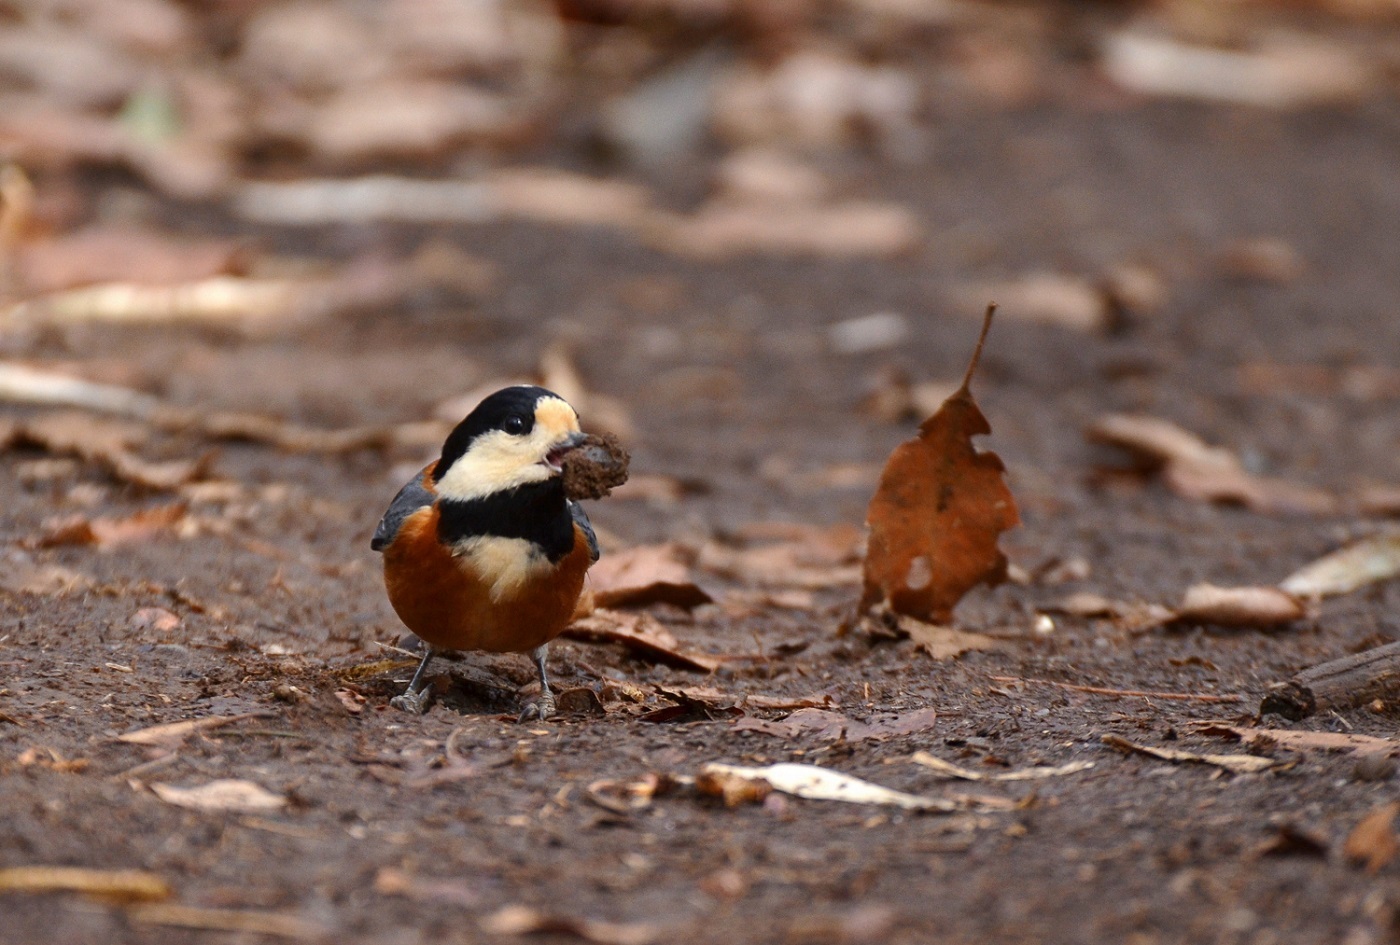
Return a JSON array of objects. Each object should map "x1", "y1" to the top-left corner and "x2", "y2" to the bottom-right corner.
[{"x1": 435, "y1": 478, "x2": 575, "y2": 562}]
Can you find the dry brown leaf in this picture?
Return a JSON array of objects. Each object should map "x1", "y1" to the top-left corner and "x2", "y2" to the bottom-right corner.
[
  {"x1": 15, "y1": 227, "x2": 245, "y2": 294},
  {"x1": 700, "y1": 762, "x2": 1013, "y2": 813},
  {"x1": 587, "y1": 543, "x2": 713, "y2": 610},
  {"x1": 1194, "y1": 723, "x2": 1399, "y2": 757},
  {"x1": 372, "y1": 867, "x2": 482, "y2": 908},
  {"x1": 648, "y1": 199, "x2": 920, "y2": 260},
  {"x1": 1345, "y1": 802, "x2": 1400, "y2": 873},
  {"x1": 1102, "y1": 31, "x2": 1375, "y2": 108},
  {"x1": 1219, "y1": 237, "x2": 1305, "y2": 284},
  {"x1": 861, "y1": 306, "x2": 1018, "y2": 623},
  {"x1": 41, "y1": 502, "x2": 188, "y2": 550},
  {"x1": 149, "y1": 779, "x2": 286, "y2": 813},
  {"x1": 1087, "y1": 413, "x2": 1336, "y2": 515},
  {"x1": 699, "y1": 524, "x2": 863, "y2": 590},
  {"x1": 902, "y1": 620, "x2": 1002, "y2": 660},
  {"x1": 0, "y1": 363, "x2": 161, "y2": 417},
  {"x1": 480, "y1": 905, "x2": 661, "y2": 945},
  {"x1": 1174, "y1": 583, "x2": 1306, "y2": 628},
  {"x1": 1101, "y1": 734, "x2": 1279, "y2": 774},
  {"x1": 117, "y1": 712, "x2": 276, "y2": 748},
  {"x1": 910, "y1": 751, "x2": 1095, "y2": 782},
  {"x1": 663, "y1": 687, "x2": 836, "y2": 712},
  {"x1": 0, "y1": 866, "x2": 170, "y2": 903},
  {"x1": 127, "y1": 904, "x2": 329, "y2": 941},
  {"x1": 564, "y1": 609, "x2": 720, "y2": 673},
  {"x1": 17, "y1": 746, "x2": 89, "y2": 773},
  {"x1": 732, "y1": 707, "x2": 938, "y2": 742},
  {"x1": 0, "y1": 549, "x2": 92, "y2": 596},
  {"x1": 1280, "y1": 534, "x2": 1400, "y2": 599},
  {"x1": 6, "y1": 410, "x2": 209, "y2": 490},
  {"x1": 961, "y1": 272, "x2": 1109, "y2": 332}
]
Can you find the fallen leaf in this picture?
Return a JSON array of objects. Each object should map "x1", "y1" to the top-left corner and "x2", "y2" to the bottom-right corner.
[
  {"x1": 127, "y1": 904, "x2": 329, "y2": 941},
  {"x1": 1280, "y1": 534, "x2": 1400, "y2": 599},
  {"x1": 587, "y1": 544, "x2": 713, "y2": 610},
  {"x1": 648, "y1": 199, "x2": 920, "y2": 260},
  {"x1": 15, "y1": 226, "x2": 245, "y2": 294},
  {"x1": 1219, "y1": 237, "x2": 1305, "y2": 284},
  {"x1": 480, "y1": 905, "x2": 660, "y2": 945},
  {"x1": 910, "y1": 751, "x2": 1094, "y2": 782},
  {"x1": 1173, "y1": 583, "x2": 1306, "y2": 628},
  {"x1": 699, "y1": 530, "x2": 863, "y2": 590},
  {"x1": 1087, "y1": 413, "x2": 1336, "y2": 515},
  {"x1": 901, "y1": 619, "x2": 1002, "y2": 660},
  {"x1": 0, "y1": 362, "x2": 162, "y2": 416},
  {"x1": 373, "y1": 867, "x2": 482, "y2": 907},
  {"x1": 1194, "y1": 723, "x2": 1399, "y2": 757},
  {"x1": 564, "y1": 610, "x2": 720, "y2": 673},
  {"x1": 664, "y1": 687, "x2": 836, "y2": 713},
  {"x1": 699, "y1": 762, "x2": 1014, "y2": 813},
  {"x1": 1102, "y1": 30, "x2": 1375, "y2": 108},
  {"x1": 41, "y1": 502, "x2": 188, "y2": 550},
  {"x1": 861, "y1": 306, "x2": 1019, "y2": 623},
  {"x1": 1345, "y1": 802, "x2": 1400, "y2": 873},
  {"x1": 1257, "y1": 823, "x2": 1330, "y2": 859},
  {"x1": 0, "y1": 549, "x2": 92, "y2": 596},
  {"x1": 731, "y1": 707, "x2": 939, "y2": 743},
  {"x1": 149, "y1": 779, "x2": 286, "y2": 813},
  {"x1": 128, "y1": 607, "x2": 181, "y2": 633},
  {"x1": 6, "y1": 410, "x2": 209, "y2": 490},
  {"x1": 117, "y1": 712, "x2": 276, "y2": 748},
  {"x1": 1101, "y1": 734, "x2": 1279, "y2": 774},
  {"x1": 16, "y1": 746, "x2": 88, "y2": 772},
  {"x1": 0, "y1": 866, "x2": 170, "y2": 902},
  {"x1": 961, "y1": 272, "x2": 1109, "y2": 332},
  {"x1": 334, "y1": 688, "x2": 366, "y2": 715}
]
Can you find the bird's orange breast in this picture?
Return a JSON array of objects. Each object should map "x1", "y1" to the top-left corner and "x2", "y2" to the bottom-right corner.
[{"x1": 381, "y1": 504, "x2": 592, "y2": 653}]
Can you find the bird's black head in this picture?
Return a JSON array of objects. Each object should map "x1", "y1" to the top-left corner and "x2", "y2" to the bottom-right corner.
[{"x1": 432, "y1": 386, "x2": 585, "y2": 501}]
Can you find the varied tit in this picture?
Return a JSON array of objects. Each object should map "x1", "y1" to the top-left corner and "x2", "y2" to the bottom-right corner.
[{"x1": 371, "y1": 385, "x2": 601, "y2": 719}]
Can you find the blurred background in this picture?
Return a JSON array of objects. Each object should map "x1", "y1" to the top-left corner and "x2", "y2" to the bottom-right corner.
[{"x1": 2, "y1": 0, "x2": 1399, "y2": 564}]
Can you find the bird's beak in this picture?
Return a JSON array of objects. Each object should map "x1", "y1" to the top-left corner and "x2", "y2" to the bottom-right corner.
[{"x1": 544, "y1": 431, "x2": 589, "y2": 473}]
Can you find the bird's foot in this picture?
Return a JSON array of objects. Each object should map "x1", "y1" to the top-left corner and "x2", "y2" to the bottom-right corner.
[
  {"x1": 390, "y1": 686, "x2": 433, "y2": 715},
  {"x1": 517, "y1": 689, "x2": 556, "y2": 723}
]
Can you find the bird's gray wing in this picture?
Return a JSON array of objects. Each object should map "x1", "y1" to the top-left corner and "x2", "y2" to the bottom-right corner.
[
  {"x1": 371, "y1": 472, "x2": 435, "y2": 552},
  {"x1": 569, "y1": 500, "x2": 600, "y2": 563}
]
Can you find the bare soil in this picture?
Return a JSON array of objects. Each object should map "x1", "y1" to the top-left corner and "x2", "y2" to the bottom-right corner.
[{"x1": 5, "y1": 59, "x2": 1400, "y2": 945}]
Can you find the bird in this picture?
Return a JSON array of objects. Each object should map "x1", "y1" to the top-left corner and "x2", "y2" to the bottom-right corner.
[{"x1": 371, "y1": 385, "x2": 601, "y2": 719}]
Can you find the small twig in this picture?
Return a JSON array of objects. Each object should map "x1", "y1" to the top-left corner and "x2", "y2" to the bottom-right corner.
[
  {"x1": 990, "y1": 675, "x2": 1243, "y2": 703},
  {"x1": 115, "y1": 752, "x2": 181, "y2": 781}
]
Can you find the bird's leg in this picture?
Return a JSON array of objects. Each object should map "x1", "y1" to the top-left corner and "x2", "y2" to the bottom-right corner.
[
  {"x1": 518, "y1": 643, "x2": 556, "y2": 722},
  {"x1": 390, "y1": 647, "x2": 436, "y2": 714}
]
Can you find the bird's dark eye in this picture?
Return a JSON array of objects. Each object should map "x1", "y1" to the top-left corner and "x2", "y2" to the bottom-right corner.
[{"x1": 502, "y1": 415, "x2": 527, "y2": 436}]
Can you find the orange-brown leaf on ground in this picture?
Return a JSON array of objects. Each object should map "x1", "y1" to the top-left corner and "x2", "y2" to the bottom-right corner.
[
  {"x1": 860, "y1": 305, "x2": 1019, "y2": 623},
  {"x1": 586, "y1": 543, "x2": 713, "y2": 610},
  {"x1": 40, "y1": 502, "x2": 188, "y2": 550}
]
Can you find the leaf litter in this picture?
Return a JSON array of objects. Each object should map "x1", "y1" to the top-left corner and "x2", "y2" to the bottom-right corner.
[{"x1": 697, "y1": 762, "x2": 1017, "y2": 813}]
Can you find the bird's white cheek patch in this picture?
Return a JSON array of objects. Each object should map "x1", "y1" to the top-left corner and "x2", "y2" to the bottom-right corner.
[{"x1": 452, "y1": 536, "x2": 551, "y2": 602}]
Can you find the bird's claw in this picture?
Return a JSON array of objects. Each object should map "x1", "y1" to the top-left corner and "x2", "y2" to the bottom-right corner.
[
  {"x1": 518, "y1": 690, "x2": 556, "y2": 722},
  {"x1": 390, "y1": 687, "x2": 432, "y2": 715}
]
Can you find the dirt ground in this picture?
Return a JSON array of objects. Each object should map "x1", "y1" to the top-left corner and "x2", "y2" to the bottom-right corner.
[{"x1": 5, "y1": 7, "x2": 1400, "y2": 945}]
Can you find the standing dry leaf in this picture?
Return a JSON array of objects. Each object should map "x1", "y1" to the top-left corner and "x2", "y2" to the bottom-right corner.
[
  {"x1": 1280, "y1": 534, "x2": 1400, "y2": 599},
  {"x1": 861, "y1": 306, "x2": 1019, "y2": 623},
  {"x1": 149, "y1": 779, "x2": 286, "y2": 813},
  {"x1": 1345, "y1": 802, "x2": 1400, "y2": 873}
]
